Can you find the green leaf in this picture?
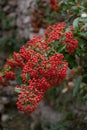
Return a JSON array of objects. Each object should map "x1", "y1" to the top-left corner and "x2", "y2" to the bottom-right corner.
[
  {"x1": 56, "y1": 45, "x2": 66, "y2": 53},
  {"x1": 79, "y1": 32, "x2": 87, "y2": 38},
  {"x1": 72, "y1": 6, "x2": 85, "y2": 10},
  {"x1": 72, "y1": 6, "x2": 79, "y2": 10},
  {"x1": 15, "y1": 88, "x2": 21, "y2": 93},
  {"x1": 59, "y1": 1, "x2": 64, "y2": 6},
  {"x1": 73, "y1": 17, "x2": 80, "y2": 28},
  {"x1": 75, "y1": 37, "x2": 85, "y2": 49},
  {"x1": 79, "y1": 18, "x2": 87, "y2": 23},
  {"x1": 81, "y1": 24, "x2": 87, "y2": 30},
  {"x1": 73, "y1": 76, "x2": 83, "y2": 96},
  {"x1": 26, "y1": 73, "x2": 30, "y2": 80}
]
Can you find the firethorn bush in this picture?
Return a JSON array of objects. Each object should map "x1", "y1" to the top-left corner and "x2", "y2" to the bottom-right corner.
[
  {"x1": 0, "y1": 22, "x2": 80, "y2": 113},
  {"x1": 0, "y1": 0, "x2": 87, "y2": 119},
  {"x1": 31, "y1": 0, "x2": 87, "y2": 102}
]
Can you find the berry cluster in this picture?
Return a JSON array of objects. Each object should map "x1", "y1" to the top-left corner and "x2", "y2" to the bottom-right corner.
[
  {"x1": 45, "y1": 22, "x2": 66, "y2": 43},
  {"x1": 0, "y1": 70, "x2": 15, "y2": 86},
  {"x1": 49, "y1": 0, "x2": 58, "y2": 11},
  {"x1": 0, "y1": 22, "x2": 79, "y2": 113},
  {"x1": 45, "y1": 23, "x2": 78, "y2": 54},
  {"x1": 64, "y1": 31, "x2": 78, "y2": 54}
]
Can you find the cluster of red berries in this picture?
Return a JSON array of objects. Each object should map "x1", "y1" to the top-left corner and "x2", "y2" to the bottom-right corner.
[
  {"x1": 49, "y1": 0, "x2": 58, "y2": 11},
  {"x1": 45, "y1": 22, "x2": 66, "y2": 43},
  {"x1": 0, "y1": 22, "x2": 79, "y2": 113},
  {"x1": 17, "y1": 52, "x2": 68, "y2": 113},
  {"x1": 45, "y1": 22, "x2": 78, "y2": 54},
  {"x1": 64, "y1": 32, "x2": 78, "y2": 54},
  {"x1": 0, "y1": 70, "x2": 15, "y2": 86}
]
